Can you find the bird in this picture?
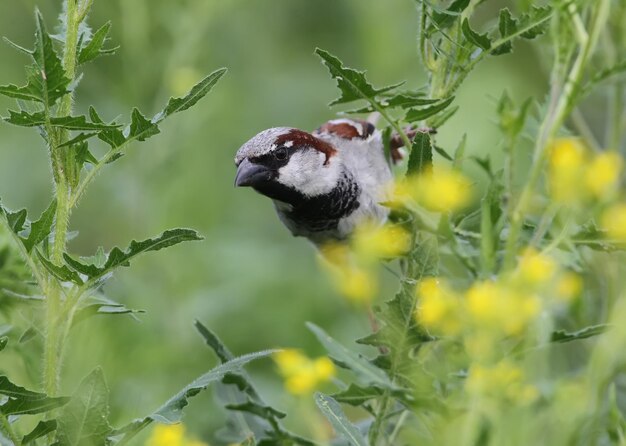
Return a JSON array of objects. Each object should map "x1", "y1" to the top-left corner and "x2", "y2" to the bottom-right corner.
[{"x1": 234, "y1": 118, "x2": 412, "y2": 247}]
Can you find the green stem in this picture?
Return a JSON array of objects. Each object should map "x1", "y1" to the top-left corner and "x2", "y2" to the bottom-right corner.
[
  {"x1": 43, "y1": 0, "x2": 85, "y2": 397},
  {"x1": 502, "y1": 0, "x2": 610, "y2": 270},
  {"x1": 0, "y1": 413, "x2": 19, "y2": 445}
]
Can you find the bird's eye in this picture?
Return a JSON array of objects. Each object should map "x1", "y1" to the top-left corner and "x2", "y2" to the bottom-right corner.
[{"x1": 274, "y1": 147, "x2": 288, "y2": 161}]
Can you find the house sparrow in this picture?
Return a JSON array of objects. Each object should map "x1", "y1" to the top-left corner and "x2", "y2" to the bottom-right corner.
[{"x1": 235, "y1": 118, "x2": 406, "y2": 247}]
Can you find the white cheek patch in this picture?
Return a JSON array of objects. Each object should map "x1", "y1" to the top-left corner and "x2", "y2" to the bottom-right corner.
[{"x1": 277, "y1": 150, "x2": 341, "y2": 197}]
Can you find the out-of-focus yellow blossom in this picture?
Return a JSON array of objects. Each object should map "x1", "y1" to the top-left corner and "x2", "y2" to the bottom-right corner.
[
  {"x1": 556, "y1": 272, "x2": 583, "y2": 302},
  {"x1": 319, "y1": 243, "x2": 378, "y2": 304},
  {"x1": 273, "y1": 349, "x2": 335, "y2": 395},
  {"x1": 548, "y1": 137, "x2": 587, "y2": 203},
  {"x1": 352, "y1": 221, "x2": 411, "y2": 260},
  {"x1": 392, "y1": 169, "x2": 472, "y2": 212},
  {"x1": 466, "y1": 361, "x2": 539, "y2": 404},
  {"x1": 601, "y1": 203, "x2": 626, "y2": 241},
  {"x1": 415, "y1": 277, "x2": 461, "y2": 335},
  {"x1": 466, "y1": 281, "x2": 540, "y2": 336},
  {"x1": 515, "y1": 248, "x2": 556, "y2": 286},
  {"x1": 584, "y1": 151, "x2": 622, "y2": 199},
  {"x1": 145, "y1": 424, "x2": 208, "y2": 446}
]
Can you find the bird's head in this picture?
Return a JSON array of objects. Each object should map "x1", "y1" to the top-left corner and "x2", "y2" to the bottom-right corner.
[{"x1": 234, "y1": 127, "x2": 342, "y2": 203}]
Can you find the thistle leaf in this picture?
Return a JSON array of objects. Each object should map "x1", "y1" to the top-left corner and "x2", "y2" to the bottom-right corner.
[
  {"x1": 306, "y1": 322, "x2": 392, "y2": 387},
  {"x1": 78, "y1": 22, "x2": 117, "y2": 64},
  {"x1": 404, "y1": 96, "x2": 455, "y2": 123},
  {"x1": 154, "y1": 68, "x2": 227, "y2": 122},
  {"x1": 21, "y1": 199, "x2": 56, "y2": 253},
  {"x1": 314, "y1": 393, "x2": 367, "y2": 446},
  {"x1": 5, "y1": 110, "x2": 121, "y2": 130},
  {"x1": 462, "y1": 19, "x2": 492, "y2": 50},
  {"x1": 56, "y1": 368, "x2": 112, "y2": 446},
  {"x1": 22, "y1": 420, "x2": 57, "y2": 445},
  {"x1": 316, "y1": 48, "x2": 402, "y2": 106},
  {"x1": 63, "y1": 228, "x2": 202, "y2": 283},
  {"x1": 128, "y1": 108, "x2": 160, "y2": 142},
  {"x1": 0, "y1": 376, "x2": 70, "y2": 415},
  {"x1": 406, "y1": 132, "x2": 433, "y2": 176},
  {"x1": 551, "y1": 325, "x2": 610, "y2": 343},
  {"x1": 36, "y1": 250, "x2": 84, "y2": 285}
]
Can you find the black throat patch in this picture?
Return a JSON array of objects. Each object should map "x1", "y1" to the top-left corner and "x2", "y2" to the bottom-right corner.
[{"x1": 279, "y1": 171, "x2": 361, "y2": 234}]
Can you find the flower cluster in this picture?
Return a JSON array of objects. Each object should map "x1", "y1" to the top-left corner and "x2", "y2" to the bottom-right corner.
[
  {"x1": 273, "y1": 349, "x2": 335, "y2": 395},
  {"x1": 319, "y1": 221, "x2": 411, "y2": 304}
]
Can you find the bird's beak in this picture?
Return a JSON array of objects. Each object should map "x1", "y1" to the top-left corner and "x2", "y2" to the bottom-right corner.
[{"x1": 235, "y1": 158, "x2": 272, "y2": 187}]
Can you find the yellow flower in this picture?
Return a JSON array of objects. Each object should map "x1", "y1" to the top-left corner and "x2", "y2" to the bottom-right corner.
[
  {"x1": 584, "y1": 151, "x2": 623, "y2": 199},
  {"x1": 466, "y1": 361, "x2": 538, "y2": 404},
  {"x1": 145, "y1": 424, "x2": 208, "y2": 446},
  {"x1": 601, "y1": 203, "x2": 626, "y2": 241},
  {"x1": 392, "y1": 169, "x2": 472, "y2": 212},
  {"x1": 516, "y1": 248, "x2": 556, "y2": 286},
  {"x1": 416, "y1": 278, "x2": 461, "y2": 335},
  {"x1": 466, "y1": 281, "x2": 540, "y2": 336},
  {"x1": 273, "y1": 349, "x2": 335, "y2": 395},
  {"x1": 352, "y1": 221, "x2": 411, "y2": 260},
  {"x1": 319, "y1": 243, "x2": 378, "y2": 304},
  {"x1": 548, "y1": 137, "x2": 587, "y2": 203},
  {"x1": 556, "y1": 272, "x2": 583, "y2": 302}
]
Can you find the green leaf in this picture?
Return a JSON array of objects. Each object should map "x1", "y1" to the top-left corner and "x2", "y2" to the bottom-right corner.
[
  {"x1": 5, "y1": 209, "x2": 27, "y2": 233},
  {"x1": 314, "y1": 393, "x2": 367, "y2": 446},
  {"x1": 56, "y1": 368, "x2": 112, "y2": 446},
  {"x1": 430, "y1": 0, "x2": 470, "y2": 30},
  {"x1": 78, "y1": 22, "x2": 117, "y2": 64},
  {"x1": 404, "y1": 96, "x2": 455, "y2": 122},
  {"x1": 154, "y1": 68, "x2": 227, "y2": 122},
  {"x1": 406, "y1": 132, "x2": 433, "y2": 176},
  {"x1": 58, "y1": 132, "x2": 98, "y2": 149},
  {"x1": 36, "y1": 250, "x2": 84, "y2": 285},
  {"x1": 129, "y1": 108, "x2": 160, "y2": 142},
  {"x1": 21, "y1": 199, "x2": 56, "y2": 252},
  {"x1": 118, "y1": 349, "x2": 276, "y2": 443},
  {"x1": 0, "y1": 11, "x2": 70, "y2": 106},
  {"x1": 316, "y1": 48, "x2": 402, "y2": 106},
  {"x1": 332, "y1": 383, "x2": 386, "y2": 406},
  {"x1": 225, "y1": 402, "x2": 286, "y2": 420},
  {"x1": 462, "y1": 18, "x2": 492, "y2": 50},
  {"x1": 551, "y1": 325, "x2": 610, "y2": 343},
  {"x1": 88, "y1": 107, "x2": 126, "y2": 149},
  {"x1": 5, "y1": 110, "x2": 121, "y2": 131},
  {"x1": 306, "y1": 322, "x2": 393, "y2": 388},
  {"x1": 0, "y1": 376, "x2": 70, "y2": 415},
  {"x1": 519, "y1": 6, "x2": 551, "y2": 39},
  {"x1": 22, "y1": 420, "x2": 57, "y2": 445},
  {"x1": 0, "y1": 337, "x2": 7, "y2": 352},
  {"x1": 72, "y1": 294, "x2": 144, "y2": 326},
  {"x1": 492, "y1": 8, "x2": 517, "y2": 55},
  {"x1": 63, "y1": 228, "x2": 202, "y2": 283}
]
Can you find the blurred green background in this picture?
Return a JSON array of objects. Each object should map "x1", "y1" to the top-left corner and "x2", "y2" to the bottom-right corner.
[{"x1": 0, "y1": 0, "x2": 542, "y2": 441}]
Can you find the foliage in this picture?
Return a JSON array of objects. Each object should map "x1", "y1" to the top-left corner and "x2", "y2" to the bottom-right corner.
[{"x1": 1, "y1": 0, "x2": 626, "y2": 445}]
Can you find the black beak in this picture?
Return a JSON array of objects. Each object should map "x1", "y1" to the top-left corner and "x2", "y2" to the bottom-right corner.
[{"x1": 235, "y1": 158, "x2": 272, "y2": 187}]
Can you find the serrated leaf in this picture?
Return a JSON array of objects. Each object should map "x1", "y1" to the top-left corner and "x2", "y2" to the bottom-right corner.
[
  {"x1": 56, "y1": 368, "x2": 112, "y2": 446},
  {"x1": 332, "y1": 383, "x2": 386, "y2": 406},
  {"x1": 306, "y1": 323, "x2": 392, "y2": 388},
  {"x1": 492, "y1": 8, "x2": 517, "y2": 55},
  {"x1": 430, "y1": 0, "x2": 470, "y2": 30},
  {"x1": 22, "y1": 420, "x2": 57, "y2": 445},
  {"x1": 316, "y1": 48, "x2": 402, "y2": 106},
  {"x1": 519, "y1": 6, "x2": 551, "y2": 39},
  {"x1": 225, "y1": 402, "x2": 286, "y2": 420},
  {"x1": 78, "y1": 22, "x2": 117, "y2": 64},
  {"x1": 314, "y1": 393, "x2": 367, "y2": 446},
  {"x1": 5, "y1": 110, "x2": 121, "y2": 131},
  {"x1": 63, "y1": 228, "x2": 202, "y2": 283},
  {"x1": 0, "y1": 11, "x2": 70, "y2": 105},
  {"x1": 36, "y1": 250, "x2": 83, "y2": 285},
  {"x1": 551, "y1": 325, "x2": 610, "y2": 343},
  {"x1": 21, "y1": 199, "x2": 56, "y2": 252},
  {"x1": 5, "y1": 209, "x2": 27, "y2": 233},
  {"x1": 118, "y1": 349, "x2": 276, "y2": 442},
  {"x1": 462, "y1": 19, "x2": 491, "y2": 50},
  {"x1": 1, "y1": 396, "x2": 70, "y2": 416},
  {"x1": 154, "y1": 68, "x2": 227, "y2": 122},
  {"x1": 0, "y1": 376, "x2": 46, "y2": 400},
  {"x1": 128, "y1": 108, "x2": 159, "y2": 142},
  {"x1": 88, "y1": 107, "x2": 126, "y2": 149},
  {"x1": 405, "y1": 96, "x2": 455, "y2": 122},
  {"x1": 58, "y1": 132, "x2": 98, "y2": 149},
  {"x1": 406, "y1": 132, "x2": 433, "y2": 176}
]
